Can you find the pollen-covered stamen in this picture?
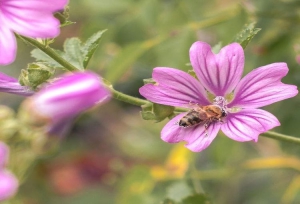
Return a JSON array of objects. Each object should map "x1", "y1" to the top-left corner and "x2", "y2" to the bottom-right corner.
[{"x1": 213, "y1": 96, "x2": 228, "y2": 117}]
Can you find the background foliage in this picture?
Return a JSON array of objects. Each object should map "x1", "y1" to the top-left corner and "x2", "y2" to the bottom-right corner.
[{"x1": 2, "y1": 0, "x2": 300, "y2": 203}]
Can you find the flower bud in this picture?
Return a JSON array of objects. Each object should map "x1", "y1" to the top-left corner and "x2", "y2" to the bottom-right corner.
[{"x1": 21, "y1": 72, "x2": 111, "y2": 137}]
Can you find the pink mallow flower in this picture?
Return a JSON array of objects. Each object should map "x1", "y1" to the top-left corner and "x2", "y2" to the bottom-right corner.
[
  {"x1": 24, "y1": 72, "x2": 111, "y2": 137},
  {"x1": 0, "y1": 0, "x2": 68, "y2": 65},
  {"x1": 139, "y1": 41, "x2": 298, "y2": 152},
  {"x1": 0, "y1": 142, "x2": 18, "y2": 201}
]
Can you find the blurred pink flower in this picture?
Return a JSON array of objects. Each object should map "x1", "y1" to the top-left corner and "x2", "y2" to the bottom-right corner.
[
  {"x1": 139, "y1": 41, "x2": 298, "y2": 152},
  {"x1": 0, "y1": 72, "x2": 34, "y2": 96},
  {"x1": 0, "y1": 0, "x2": 68, "y2": 65},
  {"x1": 26, "y1": 72, "x2": 111, "y2": 137},
  {"x1": 0, "y1": 142, "x2": 18, "y2": 201}
]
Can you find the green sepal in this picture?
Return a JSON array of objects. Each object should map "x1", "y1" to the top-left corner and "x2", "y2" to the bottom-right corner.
[
  {"x1": 19, "y1": 69, "x2": 29, "y2": 87},
  {"x1": 140, "y1": 103, "x2": 175, "y2": 122},
  {"x1": 19, "y1": 63, "x2": 55, "y2": 89},
  {"x1": 233, "y1": 22, "x2": 261, "y2": 49},
  {"x1": 143, "y1": 78, "x2": 156, "y2": 85},
  {"x1": 54, "y1": 6, "x2": 75, "y2": 28},
  {"x1": 187, "y1": 70, "x2": 197, "y2": 79}
]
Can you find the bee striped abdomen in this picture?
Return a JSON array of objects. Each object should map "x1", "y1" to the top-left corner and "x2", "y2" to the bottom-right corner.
[{"x1": 179, "y1": 110, "x2": 203, "y2": 128}]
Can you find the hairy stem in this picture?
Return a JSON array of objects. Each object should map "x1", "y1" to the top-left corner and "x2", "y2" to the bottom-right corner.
[{"x1": 17, "y1": 35, "x2": 78, "y2": 72}]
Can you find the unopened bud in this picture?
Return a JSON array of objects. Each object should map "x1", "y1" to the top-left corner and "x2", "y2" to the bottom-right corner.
[{"x1": 20, "y1": 72, "x2": 111, "y2": 137}]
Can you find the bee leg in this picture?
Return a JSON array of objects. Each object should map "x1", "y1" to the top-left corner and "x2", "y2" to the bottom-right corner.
[
  {"x1": 218, "y1": 118, "x2": 226, "y2": 124},
  {"x1": 204, "y1": 123, "x2": 209, "y2": 137}
]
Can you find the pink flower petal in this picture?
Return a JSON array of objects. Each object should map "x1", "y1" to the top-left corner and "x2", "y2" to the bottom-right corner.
[
  {"x1": 3, "y1": 0, "x2": 68, "y2": 11},
  {"x1": 161, "y1": 113, "x2": 186, "y2": 143},
  {"x1": 229, "y1": 63, "x2": 298, "y2": 108},
  {"x1": 221, "y1": 109, "x2": 280, "y2": 142},
  {"x1": 0, "y1": 171, "x2": 18, "y2": 201},
  {"x1": 139, "y1": 67, "x2": 210, "y2": 108},
  {"x1": 0, "y1": 72, "x2": 34, "y2": 96},
  {"x1": 0, "y1": 26, "x2": 16, "y2": 65},
  {"x1": 1, "y1": 0, "x2": 68, "y2": 38},
  {"x1": 161, "y1": 113, "x2": 221, "y2": 152},
  {"x1": 189, "y1": 42, "x2": 244, "y2": 96},
  {"x1": 184, "y1": 123, "x2": 221, "y2": 152}
]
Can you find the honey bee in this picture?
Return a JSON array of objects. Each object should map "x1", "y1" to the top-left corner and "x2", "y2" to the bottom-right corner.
[{"x1": 178, "y1": 105, "x2": 227, "y2": 129}]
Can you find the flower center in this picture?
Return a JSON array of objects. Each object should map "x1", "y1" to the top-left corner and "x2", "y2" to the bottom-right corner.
[{"x1": 212, "y1": 96, "x2": 228, "y2": 118}]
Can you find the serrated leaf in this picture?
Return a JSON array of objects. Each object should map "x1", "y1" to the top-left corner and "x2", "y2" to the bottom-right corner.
[
  {"x1": 31, "y1": 30, "x2": 106, "y2": 71},
  {"x1": 31, "y1": 49, "x2": 63, "y2": 69},
  {"x1": 64, "y1": 38, "x2": 85, "y2": 70},
  {"x1": 81, "y1": 30, "x2": 106, "y2": 68},
  {"x1": 233, "y1": 22, "x2": 261, "y2": 49}
]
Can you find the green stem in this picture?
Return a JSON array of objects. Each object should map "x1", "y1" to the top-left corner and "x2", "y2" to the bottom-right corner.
[
  {"x1": 16, "y1": 35, "x2": 78, "y2": 72},
  {"x1": 261, "y1": 131, "x2": 300, "y2": 144},
  {"x1": 106, "y1": 86, "x2": 149, "y2": 106}
]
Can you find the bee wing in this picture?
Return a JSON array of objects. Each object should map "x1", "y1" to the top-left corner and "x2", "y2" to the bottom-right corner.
[{"x1": 186, "y1": 102, "x2": 203, "y2": 110}]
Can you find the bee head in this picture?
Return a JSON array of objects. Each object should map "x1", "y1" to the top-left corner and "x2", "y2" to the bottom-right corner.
[{"x1": 221, "y1": 109, "x2": 227, "y2": 117}]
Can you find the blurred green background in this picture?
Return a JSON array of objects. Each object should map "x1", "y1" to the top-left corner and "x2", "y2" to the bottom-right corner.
[{"x1": 2, "y1": 0, "x2": 300, "y2": 203}]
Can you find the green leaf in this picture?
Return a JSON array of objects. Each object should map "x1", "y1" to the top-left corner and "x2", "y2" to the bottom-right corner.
[
  {"x1": 81, "y1": 30, "x2": 106, "y2": 68},
  {"x1": 166, "y1": 181, "x2": 192, "y2": 202},
  {"x1": 63, "y1": 38, "x2": 85, "y2": 70},
  {"x1": 233, "y1": 22, "x2": 261, "y2": 49},
  {"x1": 31, "y1": 49, "x2": 63, "y2": 69},
  {"x1": 180, "y1": 194, "x2": 211, "y2": 204},
  {"x1": 31, "y1": 30, "x2": 106, "y2": 70}
]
